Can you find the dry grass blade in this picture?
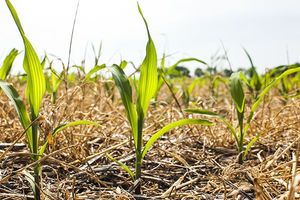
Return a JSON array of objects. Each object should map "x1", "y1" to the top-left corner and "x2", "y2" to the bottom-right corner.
[{"x1": 160, "y1": 173, "x2": 186, "y2": 198}]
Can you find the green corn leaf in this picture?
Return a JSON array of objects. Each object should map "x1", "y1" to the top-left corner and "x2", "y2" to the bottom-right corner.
[
  {"x1": 187, "y1": 78, "x2": 200, "y2": 95},
  {"x1": 0, "y1": 81, "x2": 33, "y2": 151},
  {"x1": 51, "y1": 68, "x2": 63, "y2": 92},
  {"x1": 49, "y1": 67, "x2": 63, "y2": 104},
  {"x1": 142, "y1": 119, "x2": 213, "y2": 159},
  {"x1": 5, "y1": 0, "x2": 24, "y2": 34},
  {"x1": 229, "y1": 72, "x2": 245, "y2": 146},
  {"x1": 212, "y1": 75, "x2": 229, "y2": 90},
  {"x1": 167, "y1": 58, "x2": 207, "y2": 75},
  {"x1": 292, "y1": 71, "x2": 300, "y2": 85},
  {"x1": 137, "y1": 3, "x2": 158, "y2": 116},
  {"x1": 40, "y1": 55, "x2": 47, "y2": 69},
  {"x1": 91, "y1": 42, "x2": 102, "y2": 66},
  {"x1": 232, "y1": 72, "x2": 246, "y2": 136},
  {"x1": 0, "y1": 48, "x2": 19, "y2": 80},
  {"x1": 221, "y1": 118, "x2": 239, "y2": 145},
  {"x1": 106, "y1": 153, "x2": 135, "y2": 180},
  {"x1": 39, "y1": 120, "x2": 99, "y2": 155},
  {"x1": 120, "y1": 60, "x2": 128, "y2": 70},
  {"x1": 155, "y1": 53, "x2": 166, "y2": 100},
  {"x1": 21, "y1": 170, "x2": 37, "y2": 198},
  {"x1": 229, "y1": 72, "x2": 245, "y2": 113},
  {"x1": 239, "y1": 72, "x2": 251, "y2": 87},
  {"x1": 84, "y1": 64, "x2": 105, "y2": 81},
  {"x1": 6, "y1": 0, "x2": 46, "y2": 117},
  {"x1": 185, "y1": 108, "x2": 238, "y2": 146},
  {"x1": 243, "y1": 133, "x2": 260, "y2": 160},
  {"x1": 243, "y1": 48, "x2": 255, "y2": 68},
  {"x1": 110, "y1": 65, "x2": 138, "y2": 147}
]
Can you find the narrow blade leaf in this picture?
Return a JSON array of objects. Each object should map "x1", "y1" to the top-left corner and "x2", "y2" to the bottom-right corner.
[
  {"x1": 167, "y1": 58, "x2": 207, "y2": 74},
  {"x1": 51, "y1": 68, "x2": 63, "y2": 92},
  {"x1": 0, "y1": 48, "x2": 19, "y2": 80},
  {"x1": 229, "y1": 72, "x2": 245, "y2": 113},
  {"x1": 0, "y1": 81, "x2": 32, "y2": 150},
  {"x1": 243, "y1": 133, "x2": 260, "y2": 160},
  {"x1": 39, "y1": 120, "x2": 99, "y2": 155},
  {"x1": 142, "y1": 119, "x2": 213, "y2": 159},
  {"x1": 106, "y1": 153, "x2": 135, "y2": 180},
  {"x1": 6, "y1": 0, "x2": 46, "y2": 117},
  {"x1": 185, "y1": 108, "x2": 238, "y2": 144},
  {"x1": 110, "y1": 65, "x2": 138, "y2": 148},
  {"x1": 137, "y1": 3, "x2": 158, "y2": 116},
  {"x1": 84, "y1": 64, "x2": 106, "y2": 81}
]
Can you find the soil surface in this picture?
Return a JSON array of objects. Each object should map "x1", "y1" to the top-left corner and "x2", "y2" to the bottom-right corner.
[{"x1": 0, "y1": 79, "x2": 299, "y2": 199}]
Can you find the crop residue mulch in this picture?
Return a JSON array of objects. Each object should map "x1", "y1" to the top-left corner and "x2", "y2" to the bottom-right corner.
[{"x1": 0, "y1": 80, "x2": 299, "y2": 199}]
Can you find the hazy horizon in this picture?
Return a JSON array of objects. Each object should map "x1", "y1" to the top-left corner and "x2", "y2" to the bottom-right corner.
[{"x1": 0, "y1": 0, "x2": 300, "y2": 74}]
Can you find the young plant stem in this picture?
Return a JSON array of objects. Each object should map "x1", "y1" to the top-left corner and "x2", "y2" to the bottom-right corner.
[
  {"x1": 237, "y1": 110, "x2": 245, "y2": 164},
  {"x1": 32, "y1": 112, "x2": 41, "y2": 200},
  {"x1": 134, "y1": 153, "x2": 142, "y2": 194},
  {"x1": 34, "y1": 164, "x2": 41, "y2": 200},
  {"x1": 135, "y1": 116, "x2": 144, "y2": 194}
]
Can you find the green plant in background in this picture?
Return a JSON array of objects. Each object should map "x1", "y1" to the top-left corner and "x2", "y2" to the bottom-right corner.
[
  {"x1": 269, "y1": 64, "x2": 300, "y2": 101},
  {"x1": 109, "y1": 3, "x2": 213, "y2": 194},
  {"x1": 291, "y1": 64, "x2": 300, "y2": 97},
  {"x1": 181, "y1": 77, "x2": 200, "y2": 106},
  {"x1": 69, "y1": 42, "x2": 106, "y2": 83},
  {"x1": 242, "y1": 48, "x2": 262, "y2": 98},
  {"x1": 72, "y1": 61, "x2": 106, "y2": 82},
  {"x1": 41, "y1": 56, "x2": 65, "y2": 104},
  {"x1": 211, "y1": 75, "x2": 229, "y2": 97},
  {"x1": 154, "y1": 55, "x2": 207, "y2": 102},
  {"x1": 186, "y1": 67, "x2": 300, "y2": 164},
  {"x1": 103, "y1": 60, "x2": 128, "y2": 102},
  {"x1": 1, "y1": 1, "x2": 98, "y2": 199},
  {"x1": 182, "y1": 71, "x2": 228, "y2": 103},
  {"x1": 49, "y1": 66, "x2": 64, "y2": 104},
  {"x1": 279, "y1": 74, "x2": 293, "y2": 101},
  {"x1": 0, "y1": 48, "x2": 19, "y2": 80},
  {"x1": 84, "y1": 64, "x2": 106, "y2": 82},
  {"x1": 84, "y1": 42, "x2": 107, "y2": 81}
]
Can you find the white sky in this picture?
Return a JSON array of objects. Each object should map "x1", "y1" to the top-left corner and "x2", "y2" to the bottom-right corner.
[{"x1": 0, "y1": 0, "x2": 300, "y2": 73}]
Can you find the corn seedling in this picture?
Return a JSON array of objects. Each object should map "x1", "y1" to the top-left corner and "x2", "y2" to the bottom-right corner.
[
  {"x1": 104, "y1": 60, "x2": 128, "y2": 101},
  {"x1": 109, "y1": 4, "x2": 213, "y2": 193},
  {"x1": 266, "y1": 64, "x2": 300, "y2": 102},
  {"x1": 1, "y1": 1, "x2": 98, "y2": 199},
  {"x1": 186, "y1": 66, "x2": 300, "y2": 164},
  {"x1": 42, "y1": 56, "x2": 65, "y2": 104},
  {"x1": 49, "y1": 66, "x2": 64, "y2": 104}
]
